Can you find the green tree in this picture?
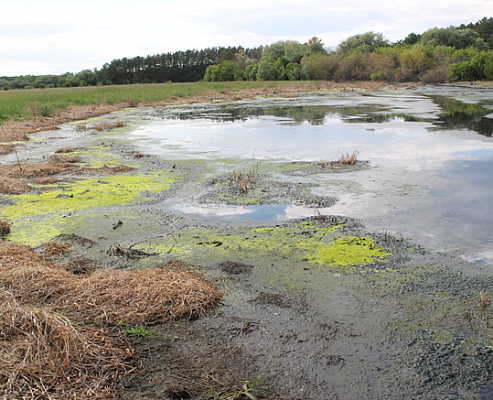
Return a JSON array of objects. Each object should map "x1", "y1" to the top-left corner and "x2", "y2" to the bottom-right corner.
[
  {"x1": 462, "y1": 17, "x2": 493, "y2": 49},
  {"x1": 76, "y1": 69, "x2": 98, "y2": 86},
  {"x1": 403, "y1": 33, "x2": 421, "y2": 45},
  {"x1": 262, "y1": 41, "x2": 288, "y2": 61},
  {"x1": 338, "y1": 32, "x2": 389, "y2": 53},
  {"x1": 421, "y1": 27, "x2": 488, "y2": 50},
  {"x1": 301, "y1": 53, "x2": 340, "y2": 80},
  {"x1": 398, "y1": 47, "x2": 431, "y2": 80},
  {"x1": 256, "y1": 60, "x2": 276, "y2": 80}
]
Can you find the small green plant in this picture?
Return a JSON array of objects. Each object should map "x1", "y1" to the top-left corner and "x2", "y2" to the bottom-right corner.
[
  {"x1": 115, "y1": 320, "x2": 128, "y2": 328},
  {"x1": 203, "y1": 377, "x2": 271, "y2": 400},
  {"x1": 123, "y1": 325, "x2": 159, "y2": 339},
  {"x1": 370, "y1": 71, "x2": 388, "y2": 82}
]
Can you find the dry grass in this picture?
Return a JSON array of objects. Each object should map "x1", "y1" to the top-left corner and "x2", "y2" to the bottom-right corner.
[
  {"x1": 0, "y1": 144, "x2": 14, "y2": 155},
  {"x1": 0, "y1": 290, "x2": 135, "y2": 400},
  {"x1": 32, "y1": 176, "x2": 63, "y2": 185},
  {"x1": 0, "y1": 220, "x2": 10, "y2": 237},
  {"x1": 320, "y1": 150, "x2": 360, "y2": 169},
  {"x1": 0, "y1": 127, "x2": 28, "y2": 143},
  {"x1": 64, "y1": 259, "x2": 96, "y2": 275},
  {"x1": 95, "y1": 165, "x2": 136, "y2": 174},
  {"x1": 339, "y1": 150, "x2": 359, "y2": 165},
  {"x1": 43, "y1": 241, "x2": 72, "y2": 258},
  {"x1": 0, "y1": 241, "x2": 220, "y2": 325},
  {"x1": 0, "y1": 240, "x2": 220, "y2": 398},
  {"x1": 0, "y1": 157, "x2": 79, "y2": 179},
  {"x1": 228, "y1": 166, "x2": 258, "y2": 193},
  {"x1": 55, "y1": 147, "x2": 78, "y2": 154},
  {"x1": 93, "y1": 121, "x2": 126, "y2": 132},
  {"x1": 0, "y1": 176, "x2": 32, "y2": 194},
  {"x1": 48, "y1": 154, "x2": 82, "y2": 164}
]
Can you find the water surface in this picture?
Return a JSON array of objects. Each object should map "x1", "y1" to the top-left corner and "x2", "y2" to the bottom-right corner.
[{"x1": 125, "y1": 87, "x2": 493, "y2": 268}]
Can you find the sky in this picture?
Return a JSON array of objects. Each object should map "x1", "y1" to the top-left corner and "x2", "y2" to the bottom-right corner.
[{"x1": 1, "y1": 0, "x2": 493, "y2": 77}]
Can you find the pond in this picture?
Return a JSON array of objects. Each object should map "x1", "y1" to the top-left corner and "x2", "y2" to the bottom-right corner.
[{"x1": 123, "y1": 86, "x2": 493, "y2": 268}]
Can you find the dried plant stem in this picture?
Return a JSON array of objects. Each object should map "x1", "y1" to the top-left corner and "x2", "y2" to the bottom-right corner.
[{"x1": 1, "y1": 125, "x2": 23, "y2": 177}]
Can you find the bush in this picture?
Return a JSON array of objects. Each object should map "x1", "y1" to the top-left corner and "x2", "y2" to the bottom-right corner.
[
  {"x1": 448, "y1": 50, "x2": 493, "y2": 80},
  {"x1": 421, "y1": 67, "x2": 448, "y2": 83},
  {"x1": 370, "y1": 71, "x2": 388, "y2": 81}
]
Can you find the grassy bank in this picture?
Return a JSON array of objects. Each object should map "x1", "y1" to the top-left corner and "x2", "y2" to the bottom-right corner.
[{"x1": 0, "y1": 81, "x2": 314, "y2": 123}]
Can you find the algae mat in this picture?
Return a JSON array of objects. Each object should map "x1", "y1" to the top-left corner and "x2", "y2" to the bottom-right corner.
[{"x1": 2, "y1": 171, "x2": 179, "y2": 246}]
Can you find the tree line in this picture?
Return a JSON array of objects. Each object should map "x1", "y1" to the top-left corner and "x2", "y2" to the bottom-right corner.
[
  {"x1": 204, "y1": 19, "x2": 493, "y2": 83},
  {"x1": 0, "y1": 47, "x2": 262, "y2": 90},
  {"x1": 1, "y1": 17, "x2": 493, "y2": 90}
]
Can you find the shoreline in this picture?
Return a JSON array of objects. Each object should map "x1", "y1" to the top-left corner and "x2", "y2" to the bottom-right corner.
[{"x1": 2, "y1": 85, "x2": 493, "y2": 399}]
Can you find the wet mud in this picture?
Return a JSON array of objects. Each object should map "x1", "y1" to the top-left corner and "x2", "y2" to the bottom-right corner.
[{"x1": 3, "y1": 86, "x2": 493, "y2": 400}]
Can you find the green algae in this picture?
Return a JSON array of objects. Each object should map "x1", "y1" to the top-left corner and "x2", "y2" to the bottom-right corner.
[
  {"x1": 79, "y1": 145, "x2": 127, "y2": 168},
  {"x1": 68, "y1": 117, "x2": 106, "y2": 124},
  {"x1": 254, "y1": 227, "x2": 275, "y2": 233},
  {"x1": 52, "y1": 145, "x2": 130, "y2": 168},
  {"x1": 2, "y1": 171, "x2": 178, "y2": 221},
  {"x1": 305, "y1": 237, "x2": 388, "y2": 266},
  {"x1": 148, "y1": 223, "x2": 388, "y2": 268},
  {"x1": 216, "y1": 192, "x2": 260, "y2": 204},
  {"x1": 279, "y1": 163, "x2": 314, "y2": 172},
  {"x1": 7, "y1": 214, "x2": 81, "y2": 246}
]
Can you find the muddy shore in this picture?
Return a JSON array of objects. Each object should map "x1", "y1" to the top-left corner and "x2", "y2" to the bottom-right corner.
[{"x1": 2, "y1": 83, "x2": 493, "y2": 400}]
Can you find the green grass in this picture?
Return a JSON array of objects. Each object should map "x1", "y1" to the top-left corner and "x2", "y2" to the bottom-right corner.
[
  {"x1": 0, "y1": 81, "x2": 314, "y2": 123},
  {"x1": 123, "y1": 325, "x2": 159, "y2": 339}
]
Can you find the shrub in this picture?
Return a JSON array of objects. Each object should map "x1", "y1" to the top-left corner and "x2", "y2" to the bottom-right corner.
[
  {"x1": 370, "y1": 71, "x2": 388, "y2": 81},
  {"x1": 421, "y1": 67, "x2": 448, "y2": 83},
  {"x1": 448, "y1": 50, "x2": 493, "y2": 80}
]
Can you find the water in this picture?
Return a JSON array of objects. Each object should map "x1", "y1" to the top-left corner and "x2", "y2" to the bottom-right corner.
[
  {"x1": 170, "y1": 204, "x2": 333, "y2": 223},
  {"x1": 124, "y1": 87, "x2": 493, "y2": 267}
]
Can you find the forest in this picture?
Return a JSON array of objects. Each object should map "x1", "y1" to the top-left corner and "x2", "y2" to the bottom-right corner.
[{"x1": 1, "y1": 17, "x2": 493, "y2": 89}]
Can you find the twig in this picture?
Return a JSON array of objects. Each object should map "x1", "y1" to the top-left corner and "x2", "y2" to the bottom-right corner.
[{"x1": 128, "y1": 233, "x2": 177, "y2": 250}]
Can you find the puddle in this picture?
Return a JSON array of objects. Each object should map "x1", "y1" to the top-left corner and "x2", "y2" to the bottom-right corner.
[{"x1": 170, "y1": 204, "x2": 332, "y2": 223}]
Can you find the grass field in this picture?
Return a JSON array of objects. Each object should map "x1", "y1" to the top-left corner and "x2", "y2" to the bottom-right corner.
[{"x1": 0, "y1": 81, "x2": 314, "y2": 123}]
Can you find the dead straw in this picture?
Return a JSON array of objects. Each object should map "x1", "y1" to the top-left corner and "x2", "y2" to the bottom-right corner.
[
  {"x1": 0, "y1": 290, "x2": 135, "y2": 400},
  {"x1": 0, "y1": 176, "x2": 32, "y2": 194},
  {"x1": 0, "y1": 220, "x2": 10, "y2": 237},
  {"x1": 0, "y1": 241, "x2": 220, "y2": 325},
  {"x1": 0, "y1": 240, "x2": 220, "y2": 399}
]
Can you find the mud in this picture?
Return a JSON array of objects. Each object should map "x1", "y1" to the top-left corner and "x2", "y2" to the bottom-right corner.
[{"x1": 3, "y1": 85, "x2": 493, "y2": 399}]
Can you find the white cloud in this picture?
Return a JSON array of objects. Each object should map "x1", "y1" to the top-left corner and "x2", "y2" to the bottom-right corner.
[{"x1": 1, "y1": 0, "x2": 493, "y2": 76}]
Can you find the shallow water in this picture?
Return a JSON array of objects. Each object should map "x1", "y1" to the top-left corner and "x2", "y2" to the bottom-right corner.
[{"x1": 125, "y1": 86, "x2": 493, "y2": 268}]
